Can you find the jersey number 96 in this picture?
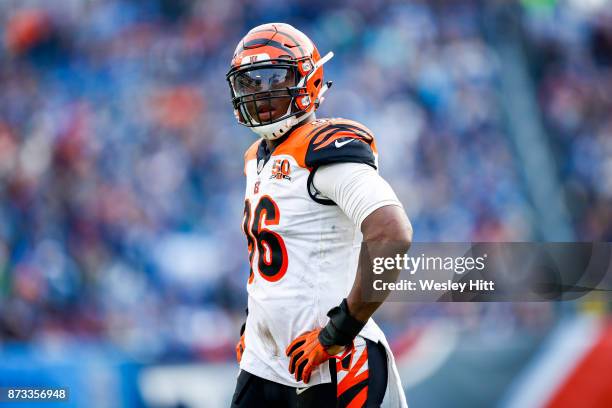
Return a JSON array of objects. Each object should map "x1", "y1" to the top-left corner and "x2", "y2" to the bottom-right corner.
[{"x1": 243, "y1": 196, "x2": 288, "y2": 283}]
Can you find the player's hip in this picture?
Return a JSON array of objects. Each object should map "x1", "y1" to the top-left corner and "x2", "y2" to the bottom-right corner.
[{"x1": 232, "y1": 337, "x2": 389, "y2": 408}]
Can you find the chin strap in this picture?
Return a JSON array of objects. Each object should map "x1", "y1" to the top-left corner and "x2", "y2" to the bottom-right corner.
[
  {"x1": 314, "y1": 51, "x2": 334, "y2": 73},
  {"x1": 254, "y1": 111, "x2": 314, "y2": 141}
]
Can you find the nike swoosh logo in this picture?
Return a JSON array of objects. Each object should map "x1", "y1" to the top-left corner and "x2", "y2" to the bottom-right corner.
[
  {"x1": 335, "y1": 138, "x2": 356, "y2": 148},
  {"x1": 295, "y1": 387, "x2": 310, "y2": 395}
]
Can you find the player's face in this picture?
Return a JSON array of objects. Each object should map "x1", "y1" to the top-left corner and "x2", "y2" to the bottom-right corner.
[{"x1": 231, "y1": 67, "x2": 296, "y2": 124}]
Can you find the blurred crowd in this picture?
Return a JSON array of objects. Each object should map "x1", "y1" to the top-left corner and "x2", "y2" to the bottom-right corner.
[
  {"x1": 523, "y1": 3, "x2": 612, "y2": 240},
  {"x1": 0, "y1": 0, "x2": 608, "y2": 361}
]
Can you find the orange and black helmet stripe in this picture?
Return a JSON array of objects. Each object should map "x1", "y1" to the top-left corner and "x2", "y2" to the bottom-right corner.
[
  {"x1": 252, "y1": 26, "x2": 307, "y2": 55},
  {"x1": 235, "y1": 26, "x2": 310, "y2": 62}
]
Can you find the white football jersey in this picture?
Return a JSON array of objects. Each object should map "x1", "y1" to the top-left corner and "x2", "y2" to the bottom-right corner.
[{"x1": 239, "y1": 117, "x2": 388, "y2": 387}]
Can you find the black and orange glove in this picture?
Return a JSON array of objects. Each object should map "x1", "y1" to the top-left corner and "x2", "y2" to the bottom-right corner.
[
  {"x1": 236, "y1": 322, "x2": 246, "y2": 363},
  {"x1": 286, "y1": 299, "x2": 367, "y2": 383},
  {"x1": 285, "y1": 328, "x2": 339, "y2": 383}
]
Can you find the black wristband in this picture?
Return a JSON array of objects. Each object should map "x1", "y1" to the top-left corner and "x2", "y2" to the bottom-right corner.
[{"x1": 318, "y1": 299, "x2": 366, "y2": 347}]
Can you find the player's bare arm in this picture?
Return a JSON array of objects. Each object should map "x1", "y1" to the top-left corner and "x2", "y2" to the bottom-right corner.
[
  {"x1": 348, "y1": 206, "x2": 413, "y2": 320},
  {"x1": 325, "y1": 205, "x2": 412, "y2": 356}
]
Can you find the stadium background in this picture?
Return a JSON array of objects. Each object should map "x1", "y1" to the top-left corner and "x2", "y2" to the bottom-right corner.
[{"x1": 0, "y1": 0, "x2": 610, "y2": 406}]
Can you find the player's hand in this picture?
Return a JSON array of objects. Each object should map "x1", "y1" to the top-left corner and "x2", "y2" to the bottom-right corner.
[
  {"x1": 285, "y1": 329, "x2": 346, "y2": 383},
  {"x1": 236, "y1": 333, "x2": 245, "y2": 363},
  {"x1": 236, "y1": 322, "x2": 246, "y2": 363}
]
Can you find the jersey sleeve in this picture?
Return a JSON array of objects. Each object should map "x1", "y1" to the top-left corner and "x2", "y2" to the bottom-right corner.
[
  {"x1": 312, "y1": 162, "x2": 402, "y2": 227},
  {"x1": 304, "y1": 119, "x2": 377, "y2": 169}
]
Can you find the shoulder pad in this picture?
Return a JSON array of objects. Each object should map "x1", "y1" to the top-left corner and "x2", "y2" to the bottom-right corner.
[{"x1": 303, "y1": 118, "x2": 377, "y2": 169}]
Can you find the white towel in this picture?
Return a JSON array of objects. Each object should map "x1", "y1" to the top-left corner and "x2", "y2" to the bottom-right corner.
[{"x1": 361, "y1": 319, "x2": 409, "y2": 407}]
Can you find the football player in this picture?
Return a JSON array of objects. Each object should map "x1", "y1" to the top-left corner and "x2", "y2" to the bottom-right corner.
[{"x1": 227, "y1": 23, "x2": 412, "y2": 407}]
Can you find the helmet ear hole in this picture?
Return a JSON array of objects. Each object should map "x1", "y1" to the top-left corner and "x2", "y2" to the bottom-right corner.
[
  {"x1": 295, "y1": 94, "x2": 311, "y2": 110},
  {"x1": 314, "y1": 79, "x2": 321, "y2": 88}
]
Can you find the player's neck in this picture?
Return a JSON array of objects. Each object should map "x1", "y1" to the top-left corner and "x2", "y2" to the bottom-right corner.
[{"x1": 264, "y1": 114, "x2": 316, "y2": 151}]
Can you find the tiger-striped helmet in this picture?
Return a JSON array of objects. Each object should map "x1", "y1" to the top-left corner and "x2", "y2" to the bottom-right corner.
[{"x1": 226, "y1": 23, "x2": 333, "y2": 140}]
